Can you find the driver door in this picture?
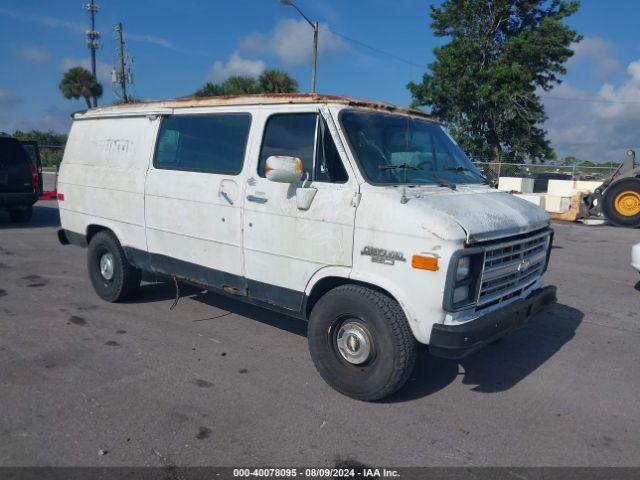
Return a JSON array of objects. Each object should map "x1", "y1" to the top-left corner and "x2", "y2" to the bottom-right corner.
[{"x1": 243, "y1": 108, "x2": 358, "y2": 313}]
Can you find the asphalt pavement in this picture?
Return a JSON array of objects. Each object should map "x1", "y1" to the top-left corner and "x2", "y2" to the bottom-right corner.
[{"x1": 0, "y1": 203, "x2": 638, "y2": 467}]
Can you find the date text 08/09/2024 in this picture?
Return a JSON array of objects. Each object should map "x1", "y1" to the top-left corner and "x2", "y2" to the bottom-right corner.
[{"x1": 232, "y1": 467, "x2": 400, "y2": 478}]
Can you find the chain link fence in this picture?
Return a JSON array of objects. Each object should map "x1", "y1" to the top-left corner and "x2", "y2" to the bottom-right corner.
[
  {"x1": 25, "y1": 144, "x2": 622, "y2": 184},
  {"x1": 38, "y1": 145, "x2": 65, "y2": 171},
  {"x1": 472, "y1": 161, "x2": 618, "y2": 182}
]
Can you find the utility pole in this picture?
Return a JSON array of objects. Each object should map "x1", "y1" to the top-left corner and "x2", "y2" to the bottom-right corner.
[
  {"x1": 113, "y1": 23, "x2": 134, "y2": 103},
  {"x1": 84, "y1": 0, "x2": 100, "y2": 107},
  {"x1": 311, "y1": 21, "x2": 318, "y2": 94},
  {"x1": 281, "y1": 0, "x2": 318, "y2": 94}
]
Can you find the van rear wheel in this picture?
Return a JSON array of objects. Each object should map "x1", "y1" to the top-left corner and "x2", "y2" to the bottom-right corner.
[
  {"x1": 307, "y1": 285, "x2": 417, "y2": 401},
  {"x1": 87, "y1": 231, "x2": 141, "y2": 302}
]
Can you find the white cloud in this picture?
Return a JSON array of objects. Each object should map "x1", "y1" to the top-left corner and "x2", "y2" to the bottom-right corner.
[
  {"x1": 60, "y1": 58, "x2": 113, "y2": 86},
  {"x1": 0, "y1": 7, "x2": 84, "y2": 33},
  {"x1": 127, "y1": 32, "x2": 175, "y2": 50},
  {"x1": 595, "y1": 60, "x2": 640, "y2": 120},
  {"x1": 241, "y1": 19, "x2": 345, "y2": 66},
  {"x1": 0, "y1": 7, "x2": 196, "y2": 55},
  {"x1": 543, "y1": 61, "x2": 640, "y2": 162},
  {"x1": 126, "y1": 31, "x2": 207, "y2": 56},
  {"x1": 21, "y1": 46, "x2": 50, "y2": 63},
  {"x1": 568, "y1": 36, "x2": 620, "y2": 76},
  {"x1": 207, "y1": 51, "x2": 266, "y2": 83}
]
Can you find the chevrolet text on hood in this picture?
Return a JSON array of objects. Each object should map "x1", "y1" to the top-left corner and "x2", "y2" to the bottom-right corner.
[{"x1": 56, "y1": 93, "x2": 557, "y2": 401}]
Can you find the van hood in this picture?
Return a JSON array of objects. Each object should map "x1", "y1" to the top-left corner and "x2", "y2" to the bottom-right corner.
[
  {"x1": 411, "y1": 188, "x2": 549, "y2": 243},
  {"x1": 365, "y1": 185, "x2": 550, "y2": 244}
]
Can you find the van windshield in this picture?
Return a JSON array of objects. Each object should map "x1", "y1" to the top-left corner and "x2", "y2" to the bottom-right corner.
[{"x1": 339, "y1": 110, "x2": 486, "y2": 186}]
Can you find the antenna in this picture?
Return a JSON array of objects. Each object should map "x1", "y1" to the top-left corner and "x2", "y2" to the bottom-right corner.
[
  {"x1": 112, "y1": 23, "x2": 134, "y2": 103},
  {"x1": 84, "y1": 0, "x2": 101, "y2": 107}
]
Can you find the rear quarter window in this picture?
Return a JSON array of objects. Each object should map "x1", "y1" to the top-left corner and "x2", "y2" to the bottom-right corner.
[{"x1": 154, "y1": 113, "x2": 252, "y2": 175}]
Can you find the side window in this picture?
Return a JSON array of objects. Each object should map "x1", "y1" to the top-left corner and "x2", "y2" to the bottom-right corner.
[
  {"x1": 258, "y1": 113, "x2": 348, "y2": 183},
  {"x1": 315, "y1": 118, "x2": 348, "y2": 183},
  {"x1": 154, "y1": 113, "x2": 251, "y2": 174},
  {"x1": 258, "y1": 113, "x2": 317, "y2": 177}
]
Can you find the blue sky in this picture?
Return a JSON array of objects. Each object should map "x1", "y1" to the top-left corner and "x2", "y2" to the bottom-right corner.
[{"x1": 1, "y1": 0, "x2": 640, "y2": 162}]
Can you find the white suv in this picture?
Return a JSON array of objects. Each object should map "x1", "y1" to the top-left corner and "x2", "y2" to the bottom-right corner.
[{"x1": 57, "y1": 94, "x2": 556, "y2": 400}]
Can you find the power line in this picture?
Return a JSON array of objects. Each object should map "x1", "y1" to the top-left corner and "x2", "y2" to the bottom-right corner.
[
  {"x1": 320, "y1": 27, "x2": 424, "y2": 69},
  {"x1": 321, "y1": 27, "x2": 640, "y2": 107}
]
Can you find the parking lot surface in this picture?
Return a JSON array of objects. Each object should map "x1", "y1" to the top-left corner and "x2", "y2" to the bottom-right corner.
[{"x1": 1, "y1": 203, "x2": 639, "y2": 466}]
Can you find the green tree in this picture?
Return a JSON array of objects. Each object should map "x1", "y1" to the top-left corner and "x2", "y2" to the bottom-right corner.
[
  {"x1": 258, "y1": 69, "x2": 298, "y2": 93},
  {"x1": 222, "y1": 76, "x2": 261, "y2": 94},
  {"x1": 194, "y1": 76, "x2": 258, "y2": 97},
  {"x1": 194, "y1": 69, "x2": 298, "y2": 97},
  {"x1": 408, "y1": 0, "x2": 581, "y2": 164},
  {"x1": 59, "y1": 66, "x2": 103, "y2": 109},
  {"x1": 194, "y1": 82, "x2": 226, "y2": 97},
  {"x1": 560, "y1": 155, "x2": 581, "y2": 165},
  {"x1": 13, "y1": 130, "x2": 68, "y2": 168}
]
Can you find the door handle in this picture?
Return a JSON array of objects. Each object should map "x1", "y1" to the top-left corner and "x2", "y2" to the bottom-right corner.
[
  {"x1": 246, "y1": 195, "x2": 268, "y2": 204},
  {"x1": 219, "y1": 190, "x2": 233, "y2": 205}
]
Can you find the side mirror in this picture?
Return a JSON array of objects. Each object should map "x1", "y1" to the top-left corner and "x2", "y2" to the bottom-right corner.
[{"x1": 265, "y1": 156, "x2": 304, "y2": 183}]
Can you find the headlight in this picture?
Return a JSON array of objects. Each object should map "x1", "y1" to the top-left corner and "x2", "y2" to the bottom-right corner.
[
  {"x1": 456, "y1": 256, "x2": 471, "y2": 281},
  {"x1": 443, "y1": 250, "x2": 485, "y2": 311}
]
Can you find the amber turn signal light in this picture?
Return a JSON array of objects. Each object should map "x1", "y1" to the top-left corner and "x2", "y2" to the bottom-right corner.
[{"x1": 412, "y1": 255, "x2": 439, "y2": 271}]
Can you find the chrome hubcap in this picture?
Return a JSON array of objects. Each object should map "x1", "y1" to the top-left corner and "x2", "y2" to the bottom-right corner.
[
  {"x1": 336, "y1": 321, "x2": 372, "y2": 365},
  {"x1": 99, "y1": 253, "x2": 115, "y2": 281}
]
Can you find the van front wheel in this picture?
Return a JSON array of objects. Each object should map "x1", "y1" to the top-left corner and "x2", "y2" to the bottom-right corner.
[
  {"x1": 307, "y1": 285, "x2": 417, "y2": 401},
  {"x1": 87, "y1": 231, "x2": 141, "y2": 302}
]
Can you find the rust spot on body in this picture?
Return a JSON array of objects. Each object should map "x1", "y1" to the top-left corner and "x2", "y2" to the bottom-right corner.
[{"x1": 80, "y1": 94, "x2": 437, "y2": 122}]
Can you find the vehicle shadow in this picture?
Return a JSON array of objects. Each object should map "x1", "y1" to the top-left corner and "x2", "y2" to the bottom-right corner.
[
  {"x1": 0, "y1": 203, "x2": 60, "y2": 229},
  {"x1": 127, "y1": 280, "x2": 581, "y2": 402},
  {"x1": 384, "y1": 303, "x2": 583, "y2": 403},
  {"x1": 129, "y1": 279, "x2": 308, "y2": 337}
]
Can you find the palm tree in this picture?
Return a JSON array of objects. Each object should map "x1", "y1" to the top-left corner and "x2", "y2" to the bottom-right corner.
[
  {"x1": 194, "y1": 82, "x2": 226, "y2": 97},
  {"x1": 59, "y1": 67, "x2": 103, "y2": 109},
  {"x1": 258, "y1": 69, "x2": 298, "y2": 93},
  {"x1": 194, "y1": 69, "x2": 299, "y2": 97},
  {"x1": 222, "y1": 76, "x2": 261, "y2": 95}
]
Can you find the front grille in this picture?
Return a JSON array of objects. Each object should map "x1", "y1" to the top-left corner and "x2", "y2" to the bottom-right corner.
[{"x1": 476, "y1": 229, "x2": 551, "y2": 308}]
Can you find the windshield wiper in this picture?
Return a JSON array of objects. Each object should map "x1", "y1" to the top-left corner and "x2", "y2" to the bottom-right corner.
[
  {"x1": 408, "y1": 174, "x2": 457, "y2": 190},
  {"x1": 379, "y1": 163, "x2": 456, "y2": 190},
  {"x1": 431, "y1": 177, "x2": 456, "y2": 190},
  {"x1": 379, "y1": 163, "x2": 422, "y2": 171},
  {"x1": 446, "y1": 166, "x2": 488, "y2": 184}
]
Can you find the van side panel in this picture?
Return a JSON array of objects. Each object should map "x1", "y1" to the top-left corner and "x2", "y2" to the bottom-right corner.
[{"x1": 58, "y1": 117, "x2": 154, "y2": 253}]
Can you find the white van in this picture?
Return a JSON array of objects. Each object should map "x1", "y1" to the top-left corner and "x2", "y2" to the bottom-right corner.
[{"x1": 57, "y1": 94, "x2": 556, "y2": 401}]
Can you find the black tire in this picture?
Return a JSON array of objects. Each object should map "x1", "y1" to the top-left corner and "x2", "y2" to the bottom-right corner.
[
  {"x1": 307, "y1": 285, "x2": 417, "y2": 401},
  {"x1": 602, "y1": 178, "x2": 640, "y2": 228},
  {"x1": 87, "y1": 231, "x2": 141, "y2": 302},
  {"x1": 8, "y1": 206, "x2": 32, "y2": 223}
]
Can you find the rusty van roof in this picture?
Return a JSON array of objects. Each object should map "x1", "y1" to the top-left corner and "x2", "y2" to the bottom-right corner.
[{"x1": 75, "y1": 93, "x2": 436, "y2": 120}]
